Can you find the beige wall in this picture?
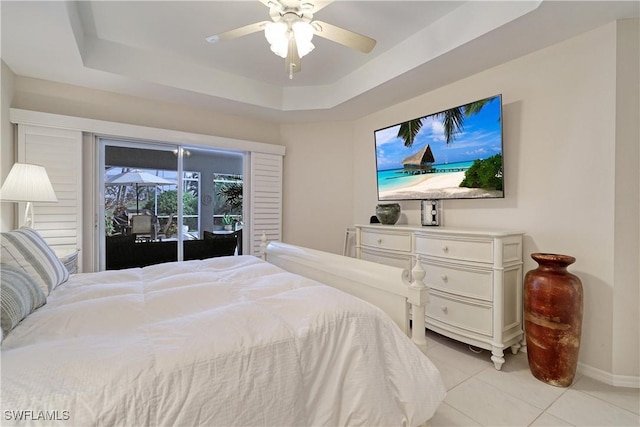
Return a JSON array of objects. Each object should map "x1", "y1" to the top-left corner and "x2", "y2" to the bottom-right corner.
[
  {"x1": 1, "y1": 20, "x2": 637, "y2": 383},
  {"x1": 613, "y1": 18, "x2": 640, "y2": 379},
  {"x1": 11, "y1": 77, "x2": 282, "y2": 147},
  {"x1": 280, "y1": 121, "x2": 355, "y2": 254}
]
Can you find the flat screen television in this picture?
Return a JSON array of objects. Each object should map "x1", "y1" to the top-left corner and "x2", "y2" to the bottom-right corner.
[{"x1": 374, "y1": 94, "x2": 504, "y2": 201}]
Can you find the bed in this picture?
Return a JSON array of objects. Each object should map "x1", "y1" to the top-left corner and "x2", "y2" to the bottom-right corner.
[{"x1": 1, "y1": 228, "x2": 445, "y2": 426}]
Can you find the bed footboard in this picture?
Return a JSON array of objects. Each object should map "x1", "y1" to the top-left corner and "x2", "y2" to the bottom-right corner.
[{"x1": 264, "y1": 241, "x2": 429, "y2": 349}]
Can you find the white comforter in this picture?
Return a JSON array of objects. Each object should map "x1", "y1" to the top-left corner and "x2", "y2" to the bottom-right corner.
[{"x1": 1, "y1": 255, "x2": 445, "y2": 426}]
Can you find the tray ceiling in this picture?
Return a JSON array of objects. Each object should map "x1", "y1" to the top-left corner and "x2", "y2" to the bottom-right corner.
[{"x1": 1, "y1": 1, "x2": 638, "y2": 123}]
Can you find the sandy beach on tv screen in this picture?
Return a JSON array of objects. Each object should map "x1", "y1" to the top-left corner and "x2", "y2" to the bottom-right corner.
[{"x1": 379, "y1": 171, "x2": 502, "y2": 200}]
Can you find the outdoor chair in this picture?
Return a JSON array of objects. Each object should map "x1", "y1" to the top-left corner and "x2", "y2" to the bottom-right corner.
[{"x1": 131, "y1": 214, "x2": 157, "y2": 241}]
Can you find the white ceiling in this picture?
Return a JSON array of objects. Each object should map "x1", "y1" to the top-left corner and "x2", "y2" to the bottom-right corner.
[{"x1": 1, "y1": 1, "x2": 638, "y2": 123}]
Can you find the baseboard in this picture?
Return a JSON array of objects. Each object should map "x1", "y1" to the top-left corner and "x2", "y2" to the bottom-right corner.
[
  {"x1": 521, "y1": 341, "x2": 638, "y2": 388},
  {"x1": 577, "y1": 362, "x2": 640, "y2": 388}
]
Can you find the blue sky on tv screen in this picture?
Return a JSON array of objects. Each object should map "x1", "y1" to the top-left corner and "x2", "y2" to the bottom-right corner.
[{"x1": 375, "y1": 96, "x2": 502, "y2": 171}]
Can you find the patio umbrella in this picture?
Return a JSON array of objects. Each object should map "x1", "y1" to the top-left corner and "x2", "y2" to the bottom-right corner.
[{"x1": 106, "y1": 170, "x2": 176, "y2": 213}]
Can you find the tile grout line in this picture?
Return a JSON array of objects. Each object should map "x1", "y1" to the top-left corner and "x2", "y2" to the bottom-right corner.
[
  {"x1": 456, "y1": 355, "x2": 572, "y2": 426},
  {"x1": 569, "y1": 375, "x2": 640, "y2": 416},
  {"x1": 445, "y1": 369, "x2": 544, "y2": 426}
]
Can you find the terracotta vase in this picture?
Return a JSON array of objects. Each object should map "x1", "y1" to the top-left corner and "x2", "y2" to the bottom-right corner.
[{"x1": 524, "y1": 253, "x2": 583, "y2": 387}]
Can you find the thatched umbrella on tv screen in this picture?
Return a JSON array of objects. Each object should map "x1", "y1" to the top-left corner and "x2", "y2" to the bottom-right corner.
[
  {"x1": 106, "y1": 170, "x2": 176, "y2": 214},
  {"x1": 402, "y1": 144, "x2": 435, "y2": 173}
]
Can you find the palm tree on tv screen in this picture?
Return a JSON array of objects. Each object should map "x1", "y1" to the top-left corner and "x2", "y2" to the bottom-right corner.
[{"x1": 397, "y1": 99, "x2": 491, "y2": 147}]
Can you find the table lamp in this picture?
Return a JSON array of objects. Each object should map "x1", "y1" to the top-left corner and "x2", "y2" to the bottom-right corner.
[{"x1": 0, "y1": 163, "x2": 58, "y2": 228}]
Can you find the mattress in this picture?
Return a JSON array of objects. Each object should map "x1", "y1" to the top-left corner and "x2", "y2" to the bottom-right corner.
[{"x1": 1, "y1": 255, "x2": 445, "y2": 426}]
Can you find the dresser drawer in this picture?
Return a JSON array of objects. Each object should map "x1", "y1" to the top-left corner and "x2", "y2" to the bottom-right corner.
[
  {"x1": 415, "y1": 235, "x2": 493, "y2": 263},
  {"x1": 360, "y1": 230, "x2": 412, "y2": 252},
  {"x1": 426, "y1": 291, "x2": 493, "y2": 336},
  {"x1": 361, "y1": 248, "x2": 412, "y2": 270},
  {"x1": 424, "y1": 261, "x2": 493, "y2": 301}
]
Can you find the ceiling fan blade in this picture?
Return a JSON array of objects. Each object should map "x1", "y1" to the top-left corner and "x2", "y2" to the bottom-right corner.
[
  {"x1": 266, "y1": 0, "x2": 333, "y2": 19},
  {"x1": 205, "y1": 21, "x2": 270, "y2": 43},
  {"x1": 285, "y1": 37, "x2": 302, "y2": 79},
  {"x1": 312, "y1": 20, "x2": 376, "y2": 53},
  {"x1": 309, "y1": 1, "x2": 333, "y2": 14}
]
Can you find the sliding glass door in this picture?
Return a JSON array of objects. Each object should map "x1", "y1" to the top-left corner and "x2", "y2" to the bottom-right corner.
[
  {"x1": 101, "y1": 140, "x2": 181, "y2": 270},
  {"x1": 99, "y1": 139, "x2": 244, "y2": 270},
  {"x1": 182, "y1": 146, "x2": 244, "y2": 253}
]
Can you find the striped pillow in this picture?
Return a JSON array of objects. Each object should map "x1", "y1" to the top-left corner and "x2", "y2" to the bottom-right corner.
[
  {"x1": 59, "y1": 250, "x2": 79, "y2": 275},
  {"x1": 1, "y1": 264, "x2": 47, "y2": 339},
  {"x1": 1, "y1": 228, "x2": 69, "y2": 295}
]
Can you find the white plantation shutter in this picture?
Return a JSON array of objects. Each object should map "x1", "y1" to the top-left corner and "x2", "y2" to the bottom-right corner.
[
  {"x1": 249, "y1": 152, "x2": 282, "y2": 256},
  {"x1": 17, "y1": 125, "x2": 83, "y2": 268}
]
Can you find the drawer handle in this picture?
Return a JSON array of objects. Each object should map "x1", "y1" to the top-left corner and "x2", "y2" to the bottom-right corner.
[
  {"x1": 442, "y1": 245, "x2": 449, "y2": 253},
  {"x1": 377, "y1": 238, "x2": 383, "y2": 245},
  {"x1": 441, "y1": 305, "x2": 448, "y2": 314},
  {"x1": 441, "y1": 275, "x2": 448, "y2": 283}
]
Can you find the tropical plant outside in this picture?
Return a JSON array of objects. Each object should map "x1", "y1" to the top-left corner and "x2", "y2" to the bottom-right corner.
[
  {"x1": 214, "y1": 174, "x2": 243, "y2": 223},
  {"x1": 218, "y1": 183, "x2": 243, "y2": 212},
  {"x1": 143, "y1": 190, "x2": 198, "y2": 217},
  {"x1": 105, "y1": 214, "x2": 115, "y2": 236}
]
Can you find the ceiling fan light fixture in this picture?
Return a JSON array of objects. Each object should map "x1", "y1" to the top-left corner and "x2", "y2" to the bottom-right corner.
[
  {"x1": 206, "y1": 0, "x2": 377, "y2": 78},
  {"x1": 265, "y1": 22, "x2": 289, "y2": 58},
  {"x1": 292, "y1": 21, "x2": 314, "y2": 57},
  {"x1": 265, "y1": 19, "x2": 315, "y2": 61}
]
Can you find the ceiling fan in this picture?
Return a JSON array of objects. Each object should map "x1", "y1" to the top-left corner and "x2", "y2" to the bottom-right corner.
[{"x1": 205, "y1": 0, "x2": 376, "y2": 79}]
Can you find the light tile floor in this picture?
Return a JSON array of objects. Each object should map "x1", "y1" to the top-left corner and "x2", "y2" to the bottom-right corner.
[{"x1": 423, "y1": 331, "x2": 640, "y2": 427}]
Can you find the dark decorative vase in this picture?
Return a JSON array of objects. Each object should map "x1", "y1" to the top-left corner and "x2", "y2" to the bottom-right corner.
[
  {"x1": 524, "y1": 253, "x2": 583, "y2": 387},
  {"x1": 375, "y1": 203, "x2": 401, "y2": 225}
]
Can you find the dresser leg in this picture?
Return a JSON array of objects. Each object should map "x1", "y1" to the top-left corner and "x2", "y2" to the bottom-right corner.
[
  {"x1": 520, "y1": 333, "x2": 528, "y2": 353},
  {"x1": 510, "y1": 343, "x2": 521, "y2": 355},
  {"x1": 491, "y1": 348, "x2": 505, "y2": 370}
]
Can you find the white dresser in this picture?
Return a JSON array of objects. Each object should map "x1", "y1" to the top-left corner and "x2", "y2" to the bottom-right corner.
[{"x1": 355, "y1": 224, "x2": 524, "y2": 370}]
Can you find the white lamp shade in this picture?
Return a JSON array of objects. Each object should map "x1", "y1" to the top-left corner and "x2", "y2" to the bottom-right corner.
[
  {"x1": 0, "y1": 163, "x2": 58, "y2": 203},
  {"x1": 265, "y1": 22, "x2": 289, "y2": 58},
  {"x1": 292, "y1": 21, "x2": 314, "y2": 57}
]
